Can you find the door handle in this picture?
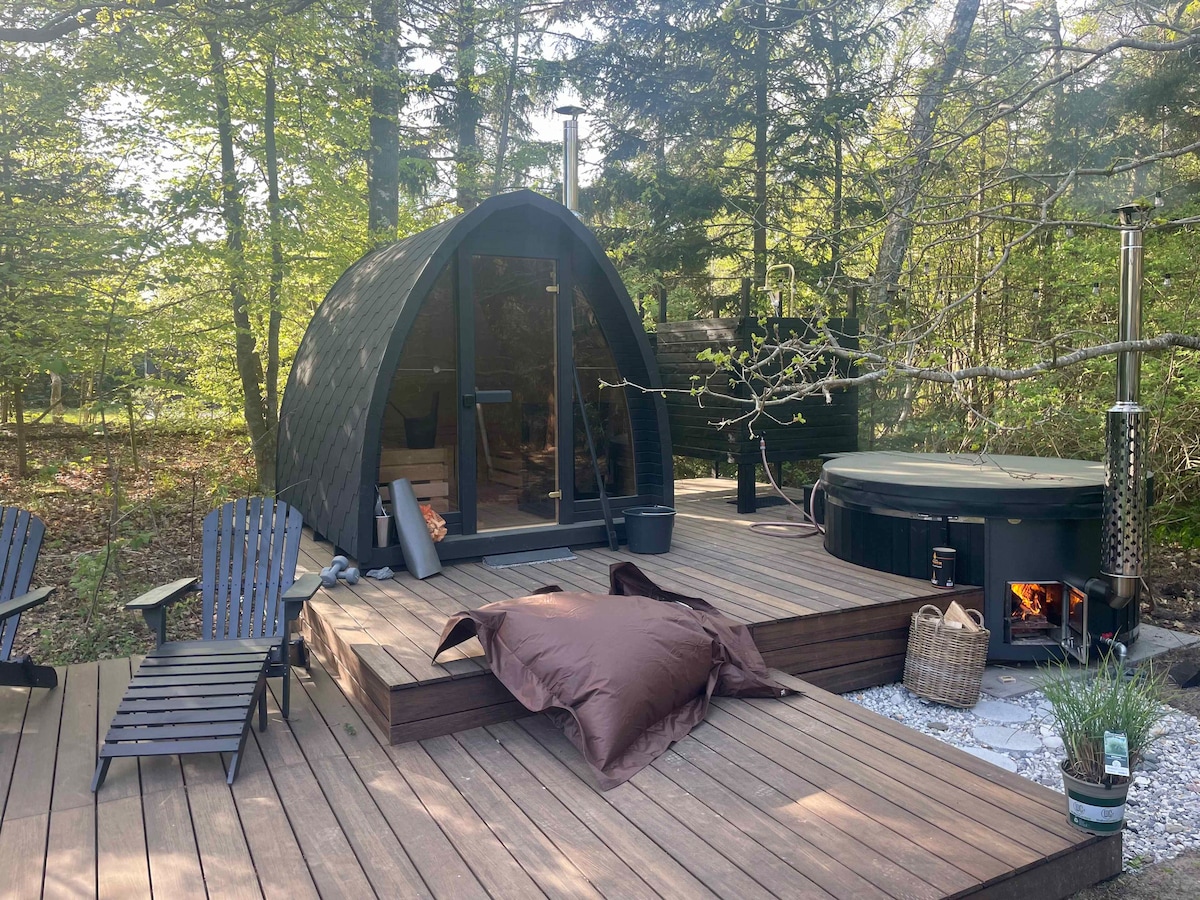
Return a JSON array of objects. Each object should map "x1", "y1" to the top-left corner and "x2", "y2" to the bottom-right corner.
[
  {"x1": 548, "y1": 490, "x2": 563, "y2": 499},
  {"x1": 474, "y1": 390, "x2": 513, "y2": 404}
]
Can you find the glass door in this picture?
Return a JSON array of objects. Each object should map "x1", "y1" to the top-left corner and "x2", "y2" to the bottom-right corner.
[{"x1": 470, "y1": 255, "x2": 559, "y2": 531}]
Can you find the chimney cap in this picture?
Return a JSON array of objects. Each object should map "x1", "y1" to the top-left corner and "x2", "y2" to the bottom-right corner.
[
  {"x1": 555, "y1": 104, "x2": 586, "y2": 118},
  {"x1": 1112, "y1": 202, "x2": 1150, "y2": 223}
]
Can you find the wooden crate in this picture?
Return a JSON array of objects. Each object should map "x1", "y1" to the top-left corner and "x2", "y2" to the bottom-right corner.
[
  {"x1": 489, "y1": 451, "x2": 524, "y2": 487},
  {"x1": 379, "y1": 447, "x2": 453, "y2": 512}
]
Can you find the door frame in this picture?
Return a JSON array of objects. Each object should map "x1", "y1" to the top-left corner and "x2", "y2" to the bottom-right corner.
[{"x1": 455, "y1": 228, "x2": 575, "y2": 535}]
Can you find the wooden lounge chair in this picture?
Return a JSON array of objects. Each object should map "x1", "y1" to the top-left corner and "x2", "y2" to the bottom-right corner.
[
  {"x1": 92, "y1": 497, "x2": 320, "y2": 791},
  {"x1": 0, "y1": 506, "x2": 58, "y2": 689}
]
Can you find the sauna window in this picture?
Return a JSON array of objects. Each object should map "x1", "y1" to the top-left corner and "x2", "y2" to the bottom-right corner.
[
  {"x1": 379, "y1": 268, "x2": 458, "y2": 513},
  {"x1": 573, "y1": 285, "x2": 637, "y2": 499}
]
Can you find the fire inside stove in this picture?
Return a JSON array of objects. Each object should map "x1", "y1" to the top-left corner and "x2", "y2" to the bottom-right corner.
[
  {"x1": 1007, "y1": 581, "x2": 1078, "y2": 644},
  {"x1": 1006, "y1": 580, "x2": 1090, "y2": 661}
]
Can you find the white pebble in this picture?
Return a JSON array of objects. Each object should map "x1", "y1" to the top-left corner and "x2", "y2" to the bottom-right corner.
[{"x1": 844, "y1": 683, "x2": 1198, "y2": 872}]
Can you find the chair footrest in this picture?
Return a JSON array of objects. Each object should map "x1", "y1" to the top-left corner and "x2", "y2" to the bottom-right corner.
[
  {"x1": 99, "y1": 736, "x2": 245, "y2": 758},
  {"x1": 93, "y1": 641, "x2": 274, "y2": 792}
]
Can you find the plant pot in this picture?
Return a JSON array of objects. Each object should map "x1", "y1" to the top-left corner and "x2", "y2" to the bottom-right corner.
[{"x1": 1060, "y1": 761, "x2": 1129, "y2": 835}]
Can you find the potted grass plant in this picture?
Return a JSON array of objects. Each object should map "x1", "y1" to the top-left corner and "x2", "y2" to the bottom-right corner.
[{"x1": 1040, "y1": 646, "x2": 1170, "y2": 835}]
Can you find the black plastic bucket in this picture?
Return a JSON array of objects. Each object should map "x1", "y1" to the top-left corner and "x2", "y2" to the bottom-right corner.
[{"x1": 623, "y1": 506, "x2": 676, "y2": 554}]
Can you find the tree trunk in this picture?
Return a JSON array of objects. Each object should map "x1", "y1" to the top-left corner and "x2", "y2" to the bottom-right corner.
[
  {"x1": 79, "y1": 374, "x2": 93, "y2": 427},
  {"x1": 264, "y1": 54, "x2": 283, "y2": 431},
  {"x1": 206, "y1": 28, "x2": 276, "y2": 491},
  {"x1": 870, "y1": 0, "x2": 981, "y2": 319},
  {"x1": 491, "y1": 2, "x2": 522, "y2": 197},
  {"x1": 455, "y1": 0, "x2": 480, "y2": 211},
  {"x1": 0, "y1": 392, "x2": 8, "y2": 424},
  {"x1": 12, "y1": 382, "x2": 27, "y2": 478},
  {"x1": 50, "y1": 372, "x2": 64, "y2": 423},
  {"x1": 752, "y1": 0, "x2": 770, "y2": 288},
  {"x1": 969, "y1": 125, "x2": 986, "y2": 422},
  {"x1": 831, "y1": 121, "x2": 844, "y2": 271},
  {"x1": 126, "y1": 394, "x2": 139, "y2": 473},
  {"x1": 368, "y1": 0, "x2": 400, "y2": 242}
]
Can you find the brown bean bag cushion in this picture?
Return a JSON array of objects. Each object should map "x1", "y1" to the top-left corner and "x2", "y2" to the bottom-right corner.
[
  {"x1": 608, "y1": 562, "x2": 785, "y2": 699},
  {"x1": 435, "y1": 592, "x2": 717, "y2": 788},
  {"x1": 433, "y1": 568, "x2": 789, "y2": 790}
]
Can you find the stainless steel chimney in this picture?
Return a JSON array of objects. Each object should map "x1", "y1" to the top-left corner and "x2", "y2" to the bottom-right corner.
[
  {"x1": 555, "y1": 105, "x2": 585, "y2": 214},
  {"x1": 1101, "y1": 205, "x2": 1149, "y2": 608}
]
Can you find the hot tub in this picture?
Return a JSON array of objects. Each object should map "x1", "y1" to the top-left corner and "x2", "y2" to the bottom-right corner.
[{"x1": 820, "y1": 451, "x2": 1138, "y2": 662}]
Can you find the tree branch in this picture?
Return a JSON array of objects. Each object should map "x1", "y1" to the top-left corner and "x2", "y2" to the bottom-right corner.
[
  {"x1": 622, "y1": 332, "x2": 1200, "y2": 432},
  {"x1": 0, "y1": 0, "x2": 178, "y2": 42}
]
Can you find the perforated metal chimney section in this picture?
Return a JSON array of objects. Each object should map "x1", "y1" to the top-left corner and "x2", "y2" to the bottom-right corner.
[{"x1": 1101, "y1": 205, "x2": 1149, "y2": 608}]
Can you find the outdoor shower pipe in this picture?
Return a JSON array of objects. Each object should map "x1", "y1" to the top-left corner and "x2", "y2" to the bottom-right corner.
[
  {"x1": 1101, "y1": 205, "x2": 1150, "y2": 609},
  {"x1": 1095, "y1": 634, "x2": 1129, "y2": 674},
  {"x1": 763, "y1": 264, "x2": 796, "y2": 317}
]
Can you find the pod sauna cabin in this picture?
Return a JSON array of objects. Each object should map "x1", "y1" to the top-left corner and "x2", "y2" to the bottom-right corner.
[{"x1": 277, "y1": 191, "x2": 672, "y2": 569}]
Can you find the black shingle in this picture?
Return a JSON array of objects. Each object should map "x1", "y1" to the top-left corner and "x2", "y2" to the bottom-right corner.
[{"x1": 277, "y1": 190, "x2": 672, "y2": 567}]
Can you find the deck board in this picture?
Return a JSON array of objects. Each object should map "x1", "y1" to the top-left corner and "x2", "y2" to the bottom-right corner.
[
  {"x1": 0, "y1": 666, "x2": 65, "y2": 898},
  {"x1": 46, "y1": 662, "x2": 99, "y2": 899},
  {"x1": 0, "y1": 653, "x2": 1121, "y2": 899},
  {"x1": 300, "y1": 478, "x2": 984, "y2": 743},
  {"x1": 94, "y1": 658, "x2": 153, "y2": 900}
]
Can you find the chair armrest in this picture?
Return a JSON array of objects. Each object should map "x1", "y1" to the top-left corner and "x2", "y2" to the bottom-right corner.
[
  {"x1": 125, "y1": 577, "x2": 199, "y2": 612},
  {"x1": 0, "y1": 586, "x2": 57, "y2": 622},
  {"x1": 282, "y1": 572, "x2": 321, "y2": 624}
]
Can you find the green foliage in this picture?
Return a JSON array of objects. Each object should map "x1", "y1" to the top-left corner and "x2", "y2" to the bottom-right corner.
[
  {"x1": 1040, "y1": 650, "x2": 1170, "y2": 784},
  {"x1": 0, "y1": 42, "x2": 137, "y2": 388},
  {"x1": 69, "y1": 544, "x2": 119, "y2": 609},
  {"x1": 0, "y1": 0, "x2": 1197, "y2": 517}
]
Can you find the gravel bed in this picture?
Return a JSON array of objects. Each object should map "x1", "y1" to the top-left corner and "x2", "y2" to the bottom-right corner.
[{"x1": 842, "y1": 683, "x2": 1200, "y2": 870}]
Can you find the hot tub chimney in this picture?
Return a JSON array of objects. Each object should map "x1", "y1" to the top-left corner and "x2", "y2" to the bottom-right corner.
[
  {"x1": 1102, "y1": 205, "x2": 1149, "y2": 608},
  {"x1": 555, "y1": 105, "x2": 585, "y2": 214}
]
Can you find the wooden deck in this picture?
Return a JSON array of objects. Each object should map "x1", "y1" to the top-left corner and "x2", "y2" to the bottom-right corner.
[
  {"x1": 0, "y1": 655, "x2": 1120, "y2": 899},
  {"x1": 299, "y1": 478, "x2": 984, "y2": 744}
]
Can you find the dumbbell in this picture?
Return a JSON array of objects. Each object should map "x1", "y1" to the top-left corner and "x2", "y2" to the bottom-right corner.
[{"x1": 320, "y1": 555, "x2": 361, "y2": 587}]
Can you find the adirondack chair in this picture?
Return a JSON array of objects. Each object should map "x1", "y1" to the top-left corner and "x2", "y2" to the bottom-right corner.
[
  {"x1": 0, "y1": 507, "x2": 58, "y2": 689},
  {"x1": 92, "y1": 497, "x2": 321, "y2": 791}
]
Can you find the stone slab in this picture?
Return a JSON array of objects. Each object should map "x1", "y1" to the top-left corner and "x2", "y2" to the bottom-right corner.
[
  {"x1": 973, "y1": 725, "x2": 1042, "y2": 754},
  {"x1": 980, "y1": 666, "x2": 1043, "y2": 699},
  {"x1": 1126, "y1": 624, "x2": 1200, "y2": 666},
  {"x1": 960, "y1": 745, "x2": 1019, "y2": 773},
  {"x1": 979, "y1": 626, "x2": 1200, "y2": 699},
  {"x1": 972, "y1": 698, "x2": 1033, "y2": 723}
]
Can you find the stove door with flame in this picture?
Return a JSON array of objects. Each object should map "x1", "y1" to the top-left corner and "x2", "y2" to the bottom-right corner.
[
  {"x1": 1062, "y1": 584, "x2": 1089, "y2": 664},
  {"x1": 1006, "y1": 581, "x2": 1089, "y2": 663}
]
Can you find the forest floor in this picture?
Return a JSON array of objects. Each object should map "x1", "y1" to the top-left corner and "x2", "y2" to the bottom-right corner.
[
  {"x1": 0, "y1": 423, "x2": 257, "y2": 663},
  {"x1": 3, "y1": 422, "x2": 1198, "y2": 897}
]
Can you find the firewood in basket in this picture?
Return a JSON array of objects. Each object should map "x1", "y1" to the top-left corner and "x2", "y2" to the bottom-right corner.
[{"x1": 943, "y1": 600, "x2": 982, "y2": 632}]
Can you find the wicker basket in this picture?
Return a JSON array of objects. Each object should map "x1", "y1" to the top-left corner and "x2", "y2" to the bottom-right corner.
[{"x1": 903, "y1": 604, "x2": 989, "y2": 708}]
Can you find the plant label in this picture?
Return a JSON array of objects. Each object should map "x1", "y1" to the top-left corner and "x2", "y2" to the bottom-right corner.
[{"x1": 1104, "y1": 731, "x2": 1130, "y2": 777}]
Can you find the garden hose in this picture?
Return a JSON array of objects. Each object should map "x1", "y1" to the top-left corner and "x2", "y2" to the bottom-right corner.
[{"x1": 747, "y1": 438, "x2": 825, "y2": 539}]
